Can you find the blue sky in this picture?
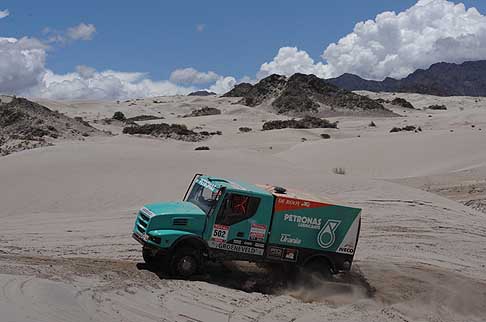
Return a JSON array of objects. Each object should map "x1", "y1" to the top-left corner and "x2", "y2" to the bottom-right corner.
[
  {"x1": 2, "y1": 0, "x2": 486, "y2": 99},
  {"x1": 0, "y1": 0, "x2": 466, "y2": 78}
]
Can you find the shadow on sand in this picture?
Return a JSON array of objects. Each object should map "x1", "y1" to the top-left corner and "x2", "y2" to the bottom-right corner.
[{"x1": 136, "y1": 261, "x2": 376, "y2": 304}]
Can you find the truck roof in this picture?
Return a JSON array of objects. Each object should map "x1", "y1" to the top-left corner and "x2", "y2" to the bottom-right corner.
[
  {"x1": 202, "y1": 175, "x2": 354, "y2": 209},
  {"x1": 203, "y1": 175, "x2": 272, "y2": 197}
]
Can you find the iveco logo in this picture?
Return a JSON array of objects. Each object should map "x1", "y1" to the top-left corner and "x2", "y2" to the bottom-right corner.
[{"x1": 317, "y1": 220, "x2": 341, "y2": 248}]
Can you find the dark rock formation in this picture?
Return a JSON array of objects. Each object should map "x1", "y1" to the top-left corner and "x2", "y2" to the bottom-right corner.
[
  {"x1": 0, "y1": 97, "x2": 104, "y2": 156},
  {"x1": 122, "y1": 123, "x2": 211, "y2": 141},
  {"x1": 187, "y1": 91, "x2": 216, "y2": 96},
  {"x1": 427, "y1": 104, "x2": 447, "y2": 110},
  {"x1": 188, "y1": 90, "x2": 217, "y2": 96},
  {"x1": 224, "y1": 73, "x2": 392, "y2": 116},
  {"x1": 262, "y1": 116, "x2": 338, "y2": 131},
  {"x1": 391, "y1": 98, "x2": 415, "y2": 109},
  {"x1": 183, "y1": 107, "x2": 221, "y2": 118},
  {"x1": 390, "y1": 125, "x2": 421, "y2": 133},
  {"x1": 239, "y1": 127, "x2": 252, "y2": 133},
  {"x1": 327, "y1": 60, "x2": 486, "y2": 97}
]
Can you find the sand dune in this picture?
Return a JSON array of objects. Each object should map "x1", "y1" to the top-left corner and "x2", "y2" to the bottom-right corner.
[{"x1": 1, "y1": 93, "x2": 486, "y2": 321}]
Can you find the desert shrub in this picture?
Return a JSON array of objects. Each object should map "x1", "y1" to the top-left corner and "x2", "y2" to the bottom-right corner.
[
  {"x1": 427, "y1": 104, "x2": 447, "y2": 110},
  {"x1": 112, "y1": 111, "x2": 126, "y2": 121},
  {"x1": 262, "y1": 116, "x2": 338, "y2": 131},
  {"x1": 333, "y1": 167, "x2": 346, "y2": 175},
  {"x1": 239, "y1": 127, "x2": 252, "y2": 133},
  {"x1": 320, "y1": 133, "x2": 331, "y2": 139}
]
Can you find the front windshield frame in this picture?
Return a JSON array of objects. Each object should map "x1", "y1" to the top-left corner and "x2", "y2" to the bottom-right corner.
[{"x1": 185, "y1": 178, "x2": 223, "y2": 215}]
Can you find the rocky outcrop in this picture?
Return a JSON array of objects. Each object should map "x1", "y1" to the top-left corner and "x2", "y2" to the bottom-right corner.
[
  {"x1": 188, "y1": 90, "x2": 217, "y2": 96},
  {"x1": 391, "y1": 98, "x2": 415, "y2": 109},
  {"x1": 183, "y1": 107, "x2": 221, "y2": 117},
  {"x1": 224, "y1": 73, "x2": 392, "y2": 116},
  {"x1": 0, "y1": 97, "x2": 104, "y2": 156},
  {"x1": 262, "y1": 116, "x2": 338, "y2": 131},
  {"x1": 122, "y1": 123, "x2": 212, "y2": 142}
]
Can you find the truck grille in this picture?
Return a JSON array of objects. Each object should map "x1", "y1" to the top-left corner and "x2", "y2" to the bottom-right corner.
[{"x1": 136, "y1": 211, "x2": 150, "y2": 234}]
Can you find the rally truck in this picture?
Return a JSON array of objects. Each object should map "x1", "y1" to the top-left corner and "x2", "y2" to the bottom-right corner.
[{"x1": 132, "y1": 174, "x2": 361, "y2": 278}]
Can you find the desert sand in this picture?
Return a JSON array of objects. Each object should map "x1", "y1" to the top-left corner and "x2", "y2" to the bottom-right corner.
[{"x1": 1, "y1": 92, "x2": 486, "y2": 322}]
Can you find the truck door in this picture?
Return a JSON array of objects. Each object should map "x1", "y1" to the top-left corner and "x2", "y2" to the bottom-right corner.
[{"x1": 207, "y1": 192, "x2": 272, "y2": 258}]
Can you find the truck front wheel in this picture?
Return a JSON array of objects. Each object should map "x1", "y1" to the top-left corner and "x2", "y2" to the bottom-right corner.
[
  {"x1": 143, "y1": 247, "x2": 158, "y2": 266},
  {"x1": 170, "y1": 247, "x2": 201, "y2": 278}
]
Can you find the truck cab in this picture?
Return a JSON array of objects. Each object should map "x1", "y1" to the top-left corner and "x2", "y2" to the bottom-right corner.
[{"x1": 132, "y1": 174, "x2": 361, "y2": 278}]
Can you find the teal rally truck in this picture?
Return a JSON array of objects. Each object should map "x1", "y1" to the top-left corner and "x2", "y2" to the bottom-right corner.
[{"x1": 132, "y1": 174, "x2": 361, "y2": 278}]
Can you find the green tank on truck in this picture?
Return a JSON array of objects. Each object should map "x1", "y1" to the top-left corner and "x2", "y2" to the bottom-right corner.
[{"x1": 132, "y1": 174, "x2": 362, "y2": 278}]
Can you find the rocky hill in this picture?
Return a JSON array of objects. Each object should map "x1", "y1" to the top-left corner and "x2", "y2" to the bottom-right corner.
[
  {"x1": 327, "y1": 60, "x2": 486, "y2": 96},
  {"x1": 0, "y1": 96, "x2": 105, "y2": 156},
  {"x1": 223, "y1": 73, "x2": 393, "y2": 116},
  {"x1": 188, "y1": 90, "x2": 216, "y2": 96}
]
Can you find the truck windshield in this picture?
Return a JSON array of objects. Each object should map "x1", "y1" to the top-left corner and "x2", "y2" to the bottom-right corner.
[{"x1": 186, "y1": 180, "x2": 221, "y2": 215}]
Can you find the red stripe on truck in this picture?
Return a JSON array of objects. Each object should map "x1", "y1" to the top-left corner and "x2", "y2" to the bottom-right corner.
[{"x1": 274, "y1": 196, "x2": 332, "y2": 212}]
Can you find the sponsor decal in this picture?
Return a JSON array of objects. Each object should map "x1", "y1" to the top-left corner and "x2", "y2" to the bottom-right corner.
[
  {"x1": 197, "y1": 178, "x2": 218, "y2": 192},
  {"x1": 266, "y1": 246, "x2": 298, "y2": 262},
  {"x1": 274, "y1": 196, "x2": 331, "y2": 212},
  {"x1": 279, "y1": 233, "x2": 302, "y2": 245},
  {"x1": 283, "y1": 213, "x2": 322, "y2": 230},
  {"x1": 338, "y1": 244, "x2": 355, "y2": 254},
  {"x1": 249, "y1": 223, "x2": 267, "y2": 241},
  {"x1": 317, "y1": 220, "x2": 341, "y2": 248},
  {"x1": 283, "y1": 248, "x2": 298, "y2": 261},
  {"x1": 267, "y1": 246, "x2": 283, "y2": 258},
  {"x1": 208, "y1": 240, "x2": 264, "y2": 255},
  {"x1": 211, "y1": 224, "x2": 229, "y2": 242},
  {"x1": 141, "y1": 207, "x2": 155, "y2": 218}
]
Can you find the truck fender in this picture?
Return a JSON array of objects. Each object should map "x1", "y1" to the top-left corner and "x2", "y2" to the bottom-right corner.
[
  {"x1": 170, "y1": 235, "x2": 209, "y2": 256},
  {"x1": 302, "y1": 254, "x2": 336, "y2": 273}
]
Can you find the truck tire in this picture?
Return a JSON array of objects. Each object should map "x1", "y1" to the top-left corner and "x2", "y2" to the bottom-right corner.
[
  {"x1": 303, "y1": 258, "x2": 332, "y2": 280},
  {"x1": 142, "y1": 247, "x2": 168, "y2": 272},
  {"x1": 170, "y1": 247, "x2": 201, "y2": 278},
  {"x1": 142, "y1": 248, "x2": 157, "y2": 267}
]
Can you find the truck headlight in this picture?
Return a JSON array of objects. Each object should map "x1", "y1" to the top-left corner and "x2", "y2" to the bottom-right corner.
[{"x1": 148, "y1": 235, "x2": 161, "y2": 244}]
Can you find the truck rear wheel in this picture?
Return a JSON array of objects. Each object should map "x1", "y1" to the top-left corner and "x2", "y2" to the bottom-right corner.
[
  {"x1": 302, "y1": 258, "x2": 332, "y2": 281},
  {"x1": 170, "y1": 247, "x2": 201, "y2": 278}
]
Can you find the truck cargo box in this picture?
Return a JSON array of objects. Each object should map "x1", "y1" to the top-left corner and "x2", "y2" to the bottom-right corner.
[{"x1": 261, "y1": 185, "x2": 361, "y2": 258}]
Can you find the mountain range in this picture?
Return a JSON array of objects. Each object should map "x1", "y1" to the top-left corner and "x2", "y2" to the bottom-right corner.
[{"x1": 327, "y1": 60, "x2": 486, "y2": 97}]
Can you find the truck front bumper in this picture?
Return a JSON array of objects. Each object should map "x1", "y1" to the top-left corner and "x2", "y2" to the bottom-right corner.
[{"x1": 132, "y1": 232, "x2": 146, "y2": 245}]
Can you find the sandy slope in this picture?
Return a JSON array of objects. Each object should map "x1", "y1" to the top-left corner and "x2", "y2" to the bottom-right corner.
[{"x1": 1, "y1": 93, "x2": 486, "y2": 322}]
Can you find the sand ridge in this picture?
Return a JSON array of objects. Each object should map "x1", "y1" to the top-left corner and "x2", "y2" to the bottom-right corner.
[{"x1": 1, "y1": 92, "x2": 486, "y2": 321}]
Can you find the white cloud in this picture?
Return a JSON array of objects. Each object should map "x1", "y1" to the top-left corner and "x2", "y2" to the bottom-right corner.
[
  {"x1": 258, "y1": 47, "x2": 331, "y2": 79},
  {"x1": 170, "y1": 67, "x2": 220, "y2": 84},
  {"x1": 0, "y1": 36, "x2": 226, "y2": 99},
  {"x1": 0, "y1": 9, "x2": 9, "y2": 19},
  {"x1": 67, "y1": 23, "x2": 96, "y2": 41},
  {"x1": 44, "y1": 23, "x2": 97, "y2": 44},
  {"x1": 0, "y1": 36, "x2": 198, "y2": 100},
  {"x1": 259, "y1": 0, "x2": 486, "y2": 80},
  {"x1": 28, "y1": 68, "x2": 196, "y2": 100},
  {"x1": 0, "y1": 37, "x2": 47, "y2": 94},
  {"x1": 196, "y1": 24, "x2": 206, "y2": 32},
  {"x1": 208, "y1": 76, "x2": 237, "y2": 94}
]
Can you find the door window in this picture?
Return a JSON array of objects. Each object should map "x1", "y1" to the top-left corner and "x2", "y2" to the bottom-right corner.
[{"x1": 216, "y1": 194, "x2": 260, "y2": 226}]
